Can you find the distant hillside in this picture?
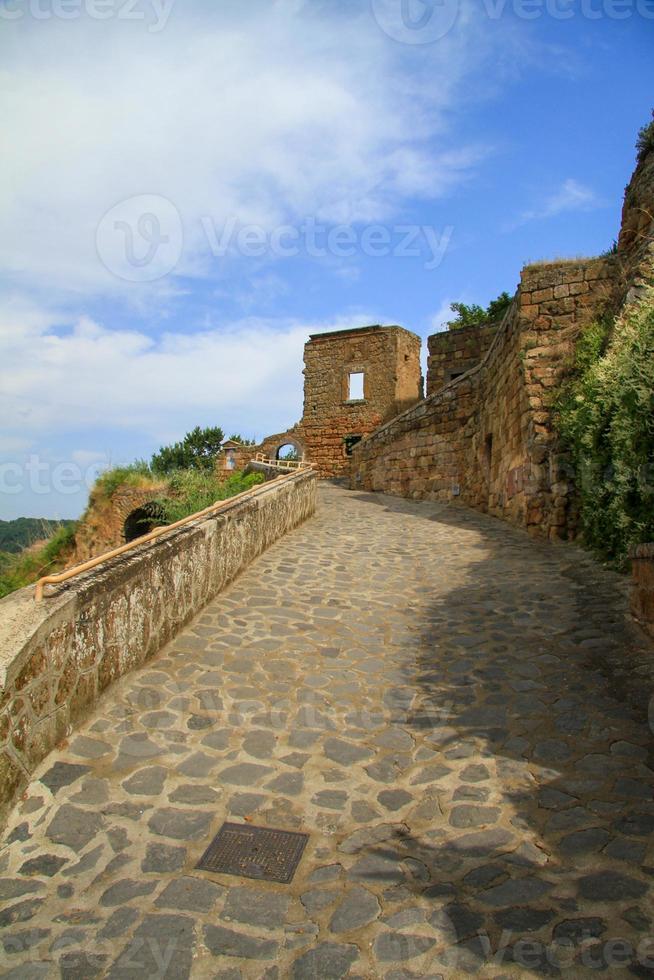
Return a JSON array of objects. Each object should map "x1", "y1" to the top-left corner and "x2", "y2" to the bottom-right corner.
[{"x1": 0, "y1": 518, "x2": 76, "y2": 555}]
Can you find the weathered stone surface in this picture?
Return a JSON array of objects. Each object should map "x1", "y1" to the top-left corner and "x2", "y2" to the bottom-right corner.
[
  {"x1": 578, "y1": 871, "x2": 647, "y2": 901},
  {"x1": 45, "y1": 806, "x2": 103, "y2": 852},
  {"x1": 323, "y1": 738, "x2": 372, "y2": 766},
  {"x1": 0, "y1": 470, "x2": 316, "y2": 828},
  {"x1": 449, "y1": 805, "x2": 500, "y2": 829},
  {"x1": 108, "y1": 914, "x2": 195, "y2": 979},
  {"x1": 0, "y1": 879, "x2": 44, "y2": 902},
  {"x1": 100, "y1": 879, "x2": 158, "y2": 907},
  {"x1": 378, "y1": 790, "x2": 413, "y2": 812},
  {"x1": 219, "y1": 763, "x2": 273, "y2": 786},
  {"x1": 122, "y1": 766, "x2": 168, "y2": 796},
  {"x1": 373, "y1": 932, "x2": 436, "y2": 962},
  {"x1": 204, "y1": 924, "x2": 278, "y2": 960},
  {"x1": 480, "y1": 877, "x2": 552, "y2": 907},
  {"x1": 329, "y1": 886, "x2": 380, "y2": 933},
  {"x1": 19, "y1": 855, "x2": 68, "y2": 878},
  {"x1": 1, "y1": 477, "x2": 654, "y2": 974},
  {"x1": 156, "y1": 876, "x2": 223, "y2": 912},
  {"x1": 141, "y1": 842, "x2": 186, "y2": 873},
  {"x1": 147, "y1": 808, "x2": 212, "y2": 840},
  {"x1": 291, "y1": 942, "x2": 359, "y2": 979},
  {"x1": 40, "y1": 763, "x2": 90, "y2": 794}
]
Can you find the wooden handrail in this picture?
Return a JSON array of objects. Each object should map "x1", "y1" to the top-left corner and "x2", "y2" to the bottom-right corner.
[
  {"x1": 34, "y1": 470, "x2": 306, "y2": 602},
  {"x1": 255, "y1": 453, "x2": 309, "y2": 470}
]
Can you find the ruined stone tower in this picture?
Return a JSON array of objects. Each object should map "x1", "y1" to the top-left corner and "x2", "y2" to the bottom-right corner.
[{"x1": 260, "y1": 324, "x2": 423, "y2": 477}]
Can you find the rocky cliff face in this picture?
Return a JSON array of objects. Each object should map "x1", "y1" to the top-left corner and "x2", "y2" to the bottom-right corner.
[{"x1": 618, "y1": 145, "x2": 654, "y2": 303}]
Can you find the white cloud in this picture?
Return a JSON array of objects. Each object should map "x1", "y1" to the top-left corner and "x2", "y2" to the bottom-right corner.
[
  {"x1": 0, "y1": 1, "x2": 503, "y2": 299},
  {"x1": 510, "y1": 179, "x2": 601, "y2": 229},
  {"x1": 0, "y1": 299, "x2": 378, "y2": 447}
]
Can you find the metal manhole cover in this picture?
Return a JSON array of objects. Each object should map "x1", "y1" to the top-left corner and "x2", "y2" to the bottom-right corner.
[{"x1": 196, "y1": 822, "x2": 309, "y2": 884}]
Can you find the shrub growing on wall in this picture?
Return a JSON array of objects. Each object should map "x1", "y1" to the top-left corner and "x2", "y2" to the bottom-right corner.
[
  {"x1": 554, "y1": 286, "x2": 654, "y2": 567},
  {"x1": 446, "y1": 292, "x2": 513, "y2": 330}
]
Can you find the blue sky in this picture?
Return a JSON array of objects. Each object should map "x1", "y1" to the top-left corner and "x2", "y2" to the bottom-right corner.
[{"x1": 1, "y1": 0, "x2": 652, "y2": 519}]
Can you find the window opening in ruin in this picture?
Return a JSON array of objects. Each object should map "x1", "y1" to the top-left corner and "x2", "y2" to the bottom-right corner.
[
  {"x1": 277, "y1": 444, "x2": 300, "y2": 462},
  {"x1": 450, "y1": 372, "x2": 464, "y2": 381},
  {"x1": 348, "y1": 372, "x2": 365, "y2": 401},
  {"x1": 344, "y1": 435, "x2": 363, "y2": 456}
]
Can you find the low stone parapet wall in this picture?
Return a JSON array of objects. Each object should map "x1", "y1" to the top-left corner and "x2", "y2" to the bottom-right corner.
[
  {"x1": 0, "y1": 470, "x2": 316, "y2": 827},
  {"x1": 631, "y1": 543, "x2": 654, "y2": 639}
]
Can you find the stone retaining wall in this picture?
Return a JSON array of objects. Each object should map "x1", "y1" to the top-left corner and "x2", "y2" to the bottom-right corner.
[
  {"x1": 350, "y1": 258, "x2": 618, "y2": 539},
  {"x1": 0, "y1": 470, "x2": 316, "y2": 827},
  {"x1": 631, "y1": 544, "x2": 654, "y2": 640},
  {"x1": 427, "y1": 321, "x2": 500, "y2": 396}
]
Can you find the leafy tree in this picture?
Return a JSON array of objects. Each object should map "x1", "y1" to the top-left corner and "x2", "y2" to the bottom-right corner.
[
  {"x1": 227, "y1": 434, "x2": 256, "y2": 446},
  {"x1": 151, "y1": 425, "x2": 225, "y2": 474},
  {"x1": 636, "y1": 109, "x2": 654, "y2": 163},
  {"x1": 446, "y1": 291, "x2": 513, "y2": 331}
]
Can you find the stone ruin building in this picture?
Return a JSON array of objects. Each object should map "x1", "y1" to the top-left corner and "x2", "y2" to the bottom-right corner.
[{"x1": 255, "y1": 324, "x2": 423, "y2": 477}]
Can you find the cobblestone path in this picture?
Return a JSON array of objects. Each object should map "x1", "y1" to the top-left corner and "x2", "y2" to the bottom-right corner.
[{"x1": 1, "y1": 485, "x2": 654, "y2": 979}]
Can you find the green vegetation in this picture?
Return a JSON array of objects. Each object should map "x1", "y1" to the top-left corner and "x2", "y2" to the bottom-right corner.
[
  {"x1": 151, "y1": 425, "x2": 225, "y2": 474},
  {"x1": 0, "y1": 524, "x2": 77, "y2": 600},
  {"x1": 156, "y1": 469, "x2": 264, "y2": 524},
  {"x1": 446, "y1": 291, "x2": 513, "y2": 331},
  {"x1": 92, "y1": 461, "x2": 153, "y2": 500},
  {"x1": 0, "y1": 517, "x2": 76, "y2": 555},
  {"x1": 278, "y1": 446, "x2": 300, "y2": 461},
  {"x1": 636, "y1": 109, "x2": 654, "y2": 163},
  {"x1": 553, "y1": 288, "x2": 654, "y2": 567},
  {"x1": 227, "y1": 434, "x2": 256, "y2": 445}
]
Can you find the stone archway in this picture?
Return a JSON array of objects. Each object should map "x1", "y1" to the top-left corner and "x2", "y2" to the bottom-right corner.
[
  {"x1": 123, "y1": 501, "x2": 166, "y2": 542},
  {"x1": 275, "y1": 441, "x2": 303, "y2": 462},
  {"x1": 259, "y1": 430, "x2": 306, "y2": 463}
]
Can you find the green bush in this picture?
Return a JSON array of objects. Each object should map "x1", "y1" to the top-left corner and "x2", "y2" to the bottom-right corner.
[
  {"x1": 636, "y1": 109, "x2": 654, "y2": 163},
  {"x1": 151, "y1": 425, "x2": 225, "y2": 474},
  {"x1": 93, "y1": 461, "x2": 153, "y2": 500},
  {"x1": 0, "y1": 522, "x2": 77, "y2": 599},
  {"x1": 157, "y1": 469, "x2": 265, "y2": 524},
  {"x1": 227, "y1": 434, "x2": 256, "y2": 446},
  {"x1": 447, "y1": 291, "x2": 513, "y2": 330},
  {"x1": 553, "y1": 288, "x2": 654, "y2": 567}
]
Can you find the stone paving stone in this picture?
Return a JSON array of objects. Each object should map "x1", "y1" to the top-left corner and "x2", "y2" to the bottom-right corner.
[
  {"x1": 221, "y1": 886, "x2": 288, "y2": 929},
  {"x1": 155, "y1": 875, "x2": 224, "y2": 912},
  {"x1": 18, "y1": 854, "x2": 68, "y2": 877},
  {"x1": 329, "y1": 885, "x2": 380, "y2": 933},
  {"x1": 204, "y1": 924, "x2": 278, "y2": 960},
  {"x1": 291, "y1": 942, "x2": 359, "y2": 978},
  {"x1": 0, "y1": 484, "x2": 653, "y2": 977},
  {"x1": 39, "y1": 762, "x2": 90, "y2": 794},
  {"x1": 45, "y1": 805, "x2": 104, "y2": 852},
  {"x1": 121, "y1": 766, "x2": 168, "y2": 796},
  {"x1": 107, "y1": 914, "x2": 195, "y2": 978}
]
